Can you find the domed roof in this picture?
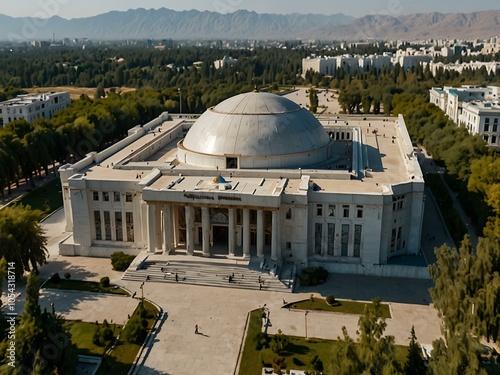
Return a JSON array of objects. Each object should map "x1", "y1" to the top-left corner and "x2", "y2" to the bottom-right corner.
[{"x1": 182, "y1": 92, "x2": 331, "y2": 157}]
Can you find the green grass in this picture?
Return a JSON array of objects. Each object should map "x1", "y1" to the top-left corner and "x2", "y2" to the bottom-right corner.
[
  {"x1": 288, "y1": 298, "x2": 391, "y2": 319},
  {"x1": 238, "y1": 308, "x2": 405, "y2": 375},
  {"x1": 43, "y1": 279, "x2": 129, "y2": 296},
  {"x1": 14, "y1": 178, "x2": 63, "y2": 218},
  {"x1": 64, "y1": 320, "x2": 122, "y2": 356},
  {"x1": 96, "y1": 300, "x2": 159, "y2": 375}
]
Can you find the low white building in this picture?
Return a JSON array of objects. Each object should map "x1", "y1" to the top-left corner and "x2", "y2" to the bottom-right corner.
[
  {"x1": 460, "y1": 101, "x2": 500, "y2": 147},
  {"x1": 0, "y1": 92, "x2": 70, "y2": 126},
  {"x1": 214, "y1": 56, "x2": 238, "y2": 69},
  {"x1": 59, "y1": 91, "x2": 426, "y2": 279},
  {"x1": 302, "y1": 56, "x2": 337, "y2": 76}
]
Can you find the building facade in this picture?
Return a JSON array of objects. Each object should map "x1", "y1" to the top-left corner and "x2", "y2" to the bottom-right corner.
[
  {"x1": 0, "y1": 92, "x2": 70, "y2": 126},
  {"x1": 59, "y1": 91, "x2": 425, "y2": 278}
]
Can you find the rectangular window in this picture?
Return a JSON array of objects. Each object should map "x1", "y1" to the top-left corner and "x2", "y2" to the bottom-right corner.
[
  {"x1": 328, "y1": 204, "x2": 335, "y2": 217},
  {"x1": 356, "y1": 205, "x2": 363, "y2": 218},
  {"x1": 94, "y1": 211, "x2": 102, "y2": 240},
  {"x1": 115, "y1": 212, "x2": 123, "y2": 241},
  {"x1": 226, "y1": 157, "x2": 238, "y2": 169},
  {"x1": 392, "y1": 195, "x2": 405, "y2": 210},
  {"x1": 93, "y1": 191, "x2": 99, "y2": 201},
  {"x1": 493, "y1": 124, "x2": 498, "y2": 132},
  {"x1": 314, "y1": 223, "x2": 322, "y2": 255},
  {"x1": 103, "y1": 211, "x2": 111, "y2": 240},
  {"x1": 341, "y1": 224, "x2": 349, "y2": 256},
  {"x1": 103, "y1": 192, "x2": 109, "y2": 202},
  {"x1": 492, "y1": 135, "x2": 497, "y2": 144},
  {"x1": 327, "y1": 223, "x2": 335, "y2": 255},
  {"x1": 354, "y1": 225, "x2": 362, "y2": 257},
  {"x1": 126, "y1": 193, "x2": 133, "y2": 202},
  {"x1": 397, "y1": 226, "x2": 403, "y2": 250},
  {"x1": 484, "y1": 123, "x2": 490, "y2": 132},
  {"x1": 316, "y1": 204, "x2": 323, "y2": 216},
  {"x1": 114, "y1": 192, "x2": 121, "y2": 202},
  {"x1": 343, "y1": 205, "x2": 349, "y2": 218},
  {"x1": 126, "y1": 212, "x2": 134, "y2": 242},
  {"x1": 285, "y1": 208, "x2": 292, "y2": 220},
  {"x1": 390, "y1": 228, "x2": 397, "y2": 252}
]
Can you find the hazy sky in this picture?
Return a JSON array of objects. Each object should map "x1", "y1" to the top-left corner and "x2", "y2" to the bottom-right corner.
[{"x1": 1, "y1": 0, "x2": 499, "y2": 19}]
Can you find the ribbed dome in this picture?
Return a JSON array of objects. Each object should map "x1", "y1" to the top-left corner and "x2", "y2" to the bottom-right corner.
[{"x1": 182, "y1": 92, "x2": 331, "y2": 157}]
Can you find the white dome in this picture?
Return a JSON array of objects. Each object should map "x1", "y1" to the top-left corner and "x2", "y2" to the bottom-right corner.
[{"x1": 182, "y1": 92, "x2": 331, "y2": 157}]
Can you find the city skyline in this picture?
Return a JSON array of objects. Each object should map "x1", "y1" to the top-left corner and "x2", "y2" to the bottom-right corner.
[{"x1": 0, "y1": 0, "x2": 499, "y2": 19}]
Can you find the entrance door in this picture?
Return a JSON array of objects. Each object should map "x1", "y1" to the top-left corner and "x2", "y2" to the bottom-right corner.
[{"x1": 213, "y1": 225, "x2": 229, "y2": 246}]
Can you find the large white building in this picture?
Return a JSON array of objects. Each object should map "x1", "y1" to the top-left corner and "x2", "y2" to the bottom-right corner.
[
  {"x1": 461, "y1": 101, "x2": 500, "y2": 147},
  {"x1": 0, "y1": 92, "x2": 70, "y2": 126},
  {"x1": 59, "y1": 91, "x2": 426, "y2": 278}
]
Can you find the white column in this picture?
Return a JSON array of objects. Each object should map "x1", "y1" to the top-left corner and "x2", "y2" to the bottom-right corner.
[
  {"x1": 271, "y1": 210, "x2": 279, "y2": 261},
  {"x1": 172, "y1": 205, "x2": 178, "y2": 249},
  {"x1": 147, "y1": 204, "x2": 156, "y2": 253},
  {"x1": 242, "y1": 208, "x2": 250, "y2": 259},
  {"x1": 185, "y1": 206, "x2": 195, "y2": 255},
  {"x1": 228, "y1": 208, "x2": 235, "y2": 256},
  {"x1": 201, "y1": 207, "x2": 210, "y2": 257},
  {"x1": 155, "y1": 203, "x2": 162, "y2": 250},
  {"x1": 257, "y1": 210, "x2": 264, "y2": 258},
  {"x1": 162, "y1": 205, "x2": 173, "y2": 254}
]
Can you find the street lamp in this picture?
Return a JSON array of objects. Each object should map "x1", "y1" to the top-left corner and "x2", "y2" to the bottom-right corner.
[
  {"x1": 304, "y1": 311, "x2": 309, "y2": 339},
  {"x1": 140, "y1": 281, "x2": 145, "y2": 301},
  {"x1": 178, "y1": 88, "x2": 182, "y2": 115}
]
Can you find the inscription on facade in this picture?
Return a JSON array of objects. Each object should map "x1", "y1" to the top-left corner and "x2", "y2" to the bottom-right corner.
[{"x1": 183, "y1": 193, "x2": 242, "y2": 202}]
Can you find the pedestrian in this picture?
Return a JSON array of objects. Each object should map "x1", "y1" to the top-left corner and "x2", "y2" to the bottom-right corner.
[
  {"x1": 161, "y1": 267, "x2": 164, "y2": 272},
  {"x1": 175, "y1": 273, "x2": 179, "y2": 282},
  {"x1": 195, "y1": 324, "x2": 198, "y2": 334},
  {"x1": 258, "y1": 276, "x2": 261, "y2": 283},
  {"x1": 146, "y1": 275, "x2": 150, "y2": 281},
  {"x1": 259, "y1": 283, "x2": 262, "y2": 290}
]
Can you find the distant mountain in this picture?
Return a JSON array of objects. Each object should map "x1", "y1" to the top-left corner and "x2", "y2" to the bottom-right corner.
[
  {"x1": 0, "y1": 8, "x2": 353, "y2": 41},
  {"x1": 0, "y1": 8, "x2": 499, "y2": 42}
]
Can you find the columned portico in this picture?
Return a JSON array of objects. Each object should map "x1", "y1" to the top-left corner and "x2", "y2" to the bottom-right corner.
[
  {"x1": 201, "y1": 207, "x2": 211, "y2": 257},
  {"x1": 256, "y1": 210, "x2": 264, "y2": 258},
  {"x1": 162, "y1": 205, "x2": 173, "y2": 254},
  {"x1": 228, "y1": 208, "x2": 235, "y2": 256},
  {"x1": 185, "y1": 206, "x2": 195, "y2": 255},
  {"x1": 242, "y1": 208, "x2": 250, "y2": 259},
  {"x1": 271, "y1": 210, "x2": 279, "y2": 261}
]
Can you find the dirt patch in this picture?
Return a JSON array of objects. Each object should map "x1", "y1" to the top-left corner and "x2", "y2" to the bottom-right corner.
[{"x1": 23, "y1": 86, "x2": 136, "y2": 100}]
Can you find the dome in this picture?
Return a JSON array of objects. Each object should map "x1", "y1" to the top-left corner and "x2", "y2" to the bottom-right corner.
[
  {"x1": 183, "y1": 92, "x2": 330, "y2": 156},
  {"x1": 179, "y1": 92, "x2": 334, "y2": 169}
]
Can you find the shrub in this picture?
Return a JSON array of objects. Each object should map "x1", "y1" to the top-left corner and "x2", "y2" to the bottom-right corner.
[
  {"x1": 254, "y1": 332, "x2": 270, "y2": 350},
  {"x1": 64, "y1": 272, "x2": 71, "y2": 280},
  {"x1": 93, "y1": 320, "x2": 115, "y2": 347},
  {"x1": 100, "y1": 276, "x2": 110, "y2": 287},
  {"x1": 299, "y1": 267, "x2": 328, "y2": 286},
  {"x1": 111, "y1": 251, "x2": 136, "y2": 271},
  {"x1": 50, "y1": 273, "x2": 61, "y2": 284},
  {"x1": 123, "y1": 314, "x2": 147, "y2": 344},
  {"x1": 326, "y1": 294, "x2": 336, "y2": 305}
]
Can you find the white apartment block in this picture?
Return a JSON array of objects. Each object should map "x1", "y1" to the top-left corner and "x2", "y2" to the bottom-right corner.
[
  {"x1": 302, "y1": 56, "x2": 337, "y2": 76},
  {"x1": 460, "y1": 102, "x2": 500, "y2": 147},
  {"x1": 0, "y1": 92, "x2": 70, "y2": 126},
  {"x1": 213, "y1": 56, "x2": 238, "y2": 69}
]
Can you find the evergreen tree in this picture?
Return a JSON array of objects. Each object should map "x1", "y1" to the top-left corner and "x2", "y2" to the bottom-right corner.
[{"x1": 404, "y1": 326, "x2": 426, "y2": 375}]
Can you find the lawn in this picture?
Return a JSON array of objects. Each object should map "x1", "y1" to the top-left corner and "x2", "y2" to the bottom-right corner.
[
  {"x1": 64, "y1": 320, "x2": 122, "y2": 357},
  {"x1": 43, "y1": 279, "x2": 129, "y2": 296},
  {"x1": 238, "y1": 308, "x2": 406, "y2": 375},
  {"x1": 15, "y1": 178, "x2": 63, "y2": 218},
  {"x1": 96, "y1": 300, "x2": 159, "y2": 375},
  {"x1": 288, "y1": 298, "x2": 392, "y2": 319}
]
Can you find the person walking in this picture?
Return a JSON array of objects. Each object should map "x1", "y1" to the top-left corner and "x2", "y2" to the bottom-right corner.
[
  {"x1": 175, "y1": 273, "x2": 179, "y2": 282},
  {"x1": 195, "y1": 324, "x2": 198, "y2": 334}
]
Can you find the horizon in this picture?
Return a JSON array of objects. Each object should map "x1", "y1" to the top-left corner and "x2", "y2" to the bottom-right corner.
[{"x1": 0, "y1": 0, "x2": 499, "y2": 20}]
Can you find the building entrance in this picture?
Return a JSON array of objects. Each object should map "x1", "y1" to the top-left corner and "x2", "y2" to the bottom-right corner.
[{"x1": 213, "y1": 225, "x2": 229, "y2": 247}]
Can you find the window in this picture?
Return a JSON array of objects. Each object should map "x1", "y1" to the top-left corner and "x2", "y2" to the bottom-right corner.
[
  {"x1": 92, "y1": 191, "x2": 99, "y2": 201},
  {"x1": 492, "y1": 136, "x2": 497, "y2": 144},
  {"x1": 327, "y1": 223, "x2": 335, "y2": 255},
  {"x1": 226, "y1": 157, "x2": 238, "y2": 169},
  {"x1": 390, "y1": 228, "x2": 397, "y2": 252},
  {"x1": 354, "y1": 225, "x2": 362, "y2": 257},
  {"x1": 316, "y1": 204, "x2": 323, "y2": 216},
  {"x1": 94, "y1": 211, "x2": 102, "y2": 240},
  {"x1": 328, "y1": 204, "x2": 335, "y2": 217},
  {"x1": 103, "y1": 192, "x2": 109, "y2": 202},
  {"x1": 285, "y1": 208, "x2": 292, "y2": 220},
  {"x1": 286, "y1": 242, "x2": 291, "y2": 250},
  {"x1": 114, "y1": 192, "x2": 120, "y2": 202},
  {"x1": 314, "y1": 223, "x2": 322, "y2": 255},
  {"x1": 484, "y1": 123, "x2": 490, "y2": 132},
  {"x1": 392, "y1": 195, "x2": 405, "y2": 210},
  {"x1": 396, "y1": 226, "x2": 403, "y2": 250},
  {"x1": 356, "y1": 205, "x2": 363, "y2": 218},
  {"x1": 126, "y1": 212, "x2": 134, "y2": 242},
  {"x1": 103, "y1": 211, "x2": 111, "y2": 240},
  {"x1": 126, "y1": 193, "x2": 133, "y2": 202},
  {"x1": 343, "y1": 205, "x2": 349, "y2": 218},
  {"x1": 493, "y1": 121, "x2": 498, "y2": 132},
  {"x1": 115, "y1": 212, "x2": 123, "y2": 241},
  {"x1": 341, "y1": 224, "x2": 349, "y2": 256},
  {"x1": 484, "y1": 135, "x2": 489, "y2": 142}
]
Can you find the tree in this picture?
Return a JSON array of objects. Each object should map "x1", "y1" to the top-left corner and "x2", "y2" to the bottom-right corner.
[
  {"x1": 404, "y1": 326, "x2": 426, "y2": 375},
  {"x1": 308, "y1": 87, "x2": 319, "y2": 114},
  {"x1": 0, "y1": 257, "x2": 6, "y2": 309},
  {"x1": 0, "y1": 205, "x2": 48, "y2": 279},
  {"x1": 1, "y1": 273, "x2": 78, "y2": 374}
]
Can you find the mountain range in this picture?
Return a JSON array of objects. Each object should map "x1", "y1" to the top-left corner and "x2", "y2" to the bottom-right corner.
[{"x1": 1, "y1": 8, "x2": 499, "y2": 42}]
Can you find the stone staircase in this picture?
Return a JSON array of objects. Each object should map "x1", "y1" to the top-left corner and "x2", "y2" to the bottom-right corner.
[{"x1": 121, "y1": 254, "x2": 294, "y2": 293}]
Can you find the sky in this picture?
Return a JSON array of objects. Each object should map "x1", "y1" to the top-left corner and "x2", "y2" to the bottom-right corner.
[{"x1": 0, "y1": 0, "x2": 499, "y2": 19}]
